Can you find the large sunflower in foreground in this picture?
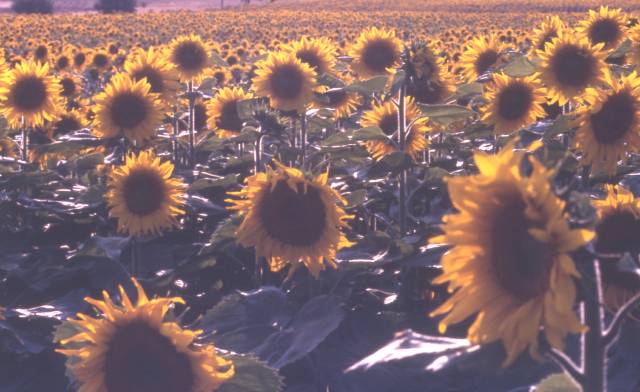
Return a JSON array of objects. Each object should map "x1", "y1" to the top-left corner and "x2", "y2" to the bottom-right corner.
[
  {"x1": 166, "y1": 35, "x2": 212, "y2": 82},
  {"x1": 0, "y1": 60, "x2": 61, "y2": 127},
  {"x1": 107, "y1": 150, "x2": 186, "y2": 237},
  {"x1": 576, "y1": 6, "x2": 628, "y2": 51},
  {"x1": 459, "y1": 35, "x2": 504, "y2": 82},
  {"x1": 226, "y1": 162, "x2": 353, "y2": 277},
  {"x1": 481, "y1": 73, "x2": 547, "y2": 134},
  {"x1": 573, "y1": 72, "x2": 640, "y2": 176},
  {"x1": 206, "y1": 87, "x2": 253, "y2": 138},
  {"x1": 348, "y1": 27, "x2": 403, "y2": 79},
  {"x1": 125, "y1": 47, "x2": 181, "y2": 104},
  {"x1": 537, "y1": 33, "x2": 608, "y2": 105},
  {"x1": 430, "y1": 143, "x2": 594, "y2": 366},
  {"x1": 252, "y1": 51, "x2": 317, "y2": 112},
  {"x1": 360, "y1": 97, "x2": 429, "y2": 161},
  {"x1": 282, "y1": 36, "x2": 337, "y2": 76},
  {"x1": 57, "y1": 278, "x2": 234, "y2": 392},
  {"x1": 94, "y1": 73, "x2": 163, "y2": 143},
  {"x1": 531, "y1": 15, "x2": 566, "y2": 52}
]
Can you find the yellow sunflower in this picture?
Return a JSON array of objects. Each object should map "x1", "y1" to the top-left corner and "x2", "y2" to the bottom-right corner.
[
  {"x1": 348, "y1": 27, "x2": 403, "y2": 79},
  {"x1": 537, "y1": 32, "x2": 609, "y2": 105},
  {"x1": 313, "y1": 86, "x2": 361, "y2": 119},
  {"x1": 125, "y1": 47, "x2": 181, "y2": 104},
  {"x1": 459, "y1": 35, "x2": 504, "y2": 82},
  {"x1": 226, "y1": 161, "x2": 353, "y2": 278},
  {"x1": 0, "y1": 60, "x2": 61, "y2": 128},
  {"x1": 57, "y1": 278, "x2": 234, "y2": 392},
  {"x1": 206, "y1": 87, "x2": 253, "y2": 138},
  {"x1": 166, "y1": 35, "x2": 213, "y2": 82},
  {"x1": 282, "y1": 36, "x2": 337, "y2": 76},
  {"x1": 360, "y1": 97, "x2": 429, "y2": 161},
  {"x1": 58, "y1": 73, "x2": 82, "y2": 99},
  {"x1": 89, "y1": 49, "x2": 112, "y2": 72},
  {"x1": 252, "y1": 51, "x2": 317, "y2": 112},
  {"x1": 576, "y1": 6, "x2": 628, "y2": 51},
  {"x1": 531, "y1": 15, "x2": 566, "y2": 52},
  {"x1": 481, "y1": 73, "x2": 547, "y2": 134},
  {"x1": 573, "y1": 72, "x2": 640, "y2": 176},
  {"x1": 430, "y1": 142, "x2": 594, "y2": 366},
  {"x1": 107, "y1": 150, "x2": 186, "y2": 238},
  {"x1": 94, "y1": 73, "x2": 163, "y2": 143}
]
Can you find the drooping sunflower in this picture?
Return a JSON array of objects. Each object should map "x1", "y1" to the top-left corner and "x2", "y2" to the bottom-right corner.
[
  {"x1": 459, "y1": 35, "x2": 504, "y2": 82},
  {"x1": 125, "y1": 47, "x2": 181, "y2": 104},
  {"x1": 57, "y1": 278, "x2": 234, "y2": 392},
  {"x1": 531, "y1": 15, "x2": 566, "y2": 52},
  {"x1": 166, "y1": 35, "x2": 212, "y2": 82},
  {"x1": 206, "y1": 87, "x2": 253, "y2": 138},
  {"x1": 576, "y1": 6, "x2": 628, "y2": 51},
  {"x1": 252, "y1": 51, "x2": 317, "y2": 112},
  {"x1": 481, "y1": 73, "x2": 547, "y2": 134},
  {"x1": 430, "y1": 143, "x2": 594, "y2": 366},
  {"x1": 226, "y1": 162, "x2": 353, "y2": 278},
  {"x1": 48, "y1": 109, "x2": 88, "y2": 138},
  {"x1": 0, "y1": 60, "x2": 61, "y2": 128},
  {"x1": 94, "y1": 73, "x2": 163, "y2": 143},
  {"x1": 537, "y1": 33, "x2": 609, "y2": 105},
  {"x1": 360, "y1": 97, "x2": 429, "y2": 161},
  {"x1": 282, "y1": 36, "x2": 337, "y2": 76},
  {"x1": 107, "y1": 150, "x2": 186, "y2": 238},
  {"x1": 573, "y1": 72, "x2": 640, "y2": 176},
  {"x1": 348, "y1": 27, "x2": 403, "y2": 79}
]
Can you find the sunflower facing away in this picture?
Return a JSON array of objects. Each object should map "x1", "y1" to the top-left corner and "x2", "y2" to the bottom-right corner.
[
  {"x1": 360, "y1": 97, "x2": 429, "y2": 161},
  {"x1": 252, "y1": 51, "x2": 317, "y2": 112},
  {"x1": 430, "y1": 143, "x2": 594, "y2": 366},
  {"x1": 57, "y1": 278, "x2": 234, "y2": 392},
  {"x1": 226, "y1": 162, "x2": 353, "y2": 277},
  {"x1": 481, "y1": 73, "x2": 547, "y2": 134},
  {"x1": 459, "y1": 35, "x2": 504, "y2": 82},
  {"x1": 576, "y1": 6, "x2": 628, "y2": 51},
  {"x1": 206, "y1": 87, "x2": 253, "y2": 138},
  {"x1": 348, "y1": 27, "x2": 403, "y2": 79},
  {"x1": 283, "y1": 36, "x2": 337, "y2": 76},
  {"x1": 94, "y1": 73, "x2": 163, "y2": 143},
  {"x1": 125, "y1": 47, "x2": 181, "y2": 104},
  {"x1": 531, "y1": 15, "x2": 566, "y2": 52},
  {"x1": 573, "y1": 72, "x2": 640, "y2": 176},
  {"x1": 537, "y1": 32, "x2": 609, "y2": 105},
  {"x1": 107, "y1": 150, "x2": 186, "y2": 238},
  {"x1": 167, "y1": 35, "x2": 212, "y2": 82},
  {"x1": 0, "y1": 60, "x2": 61, "y2": 127}
]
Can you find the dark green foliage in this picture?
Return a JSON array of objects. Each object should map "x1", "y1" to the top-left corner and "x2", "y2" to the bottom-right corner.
[
  {"x1": 11, "y1": 0, "x2": 53, "y2": 14},
  {"x1": 94, "y1": 0, "x2": 137, "y2": 13}
]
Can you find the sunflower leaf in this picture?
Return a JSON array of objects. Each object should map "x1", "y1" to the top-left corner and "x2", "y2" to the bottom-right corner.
[
  {"x1": 218, "y1": 354, "x2": 284, "y2": 392},
  {"x1": 352, "y1": 125, "x2": 390, "y2": 141},
  {"x1": 533, "y1": 373, "x2": 581, "y2": 392},
  {"x1": 367, "y1": 151, "x2": 415, "y2": 178},
  {"x1": 210, "y1": 51, "x2": 230, "y2": 68},
  {"x1": 418, "y1": 104, "x2": 476, "y2": 127},
  {"x1": 502, "y1": 54, "x2": 536, "y2": 77},
  {"x1": 345, "y1": 75, "x2": 388, "y2": 95}
]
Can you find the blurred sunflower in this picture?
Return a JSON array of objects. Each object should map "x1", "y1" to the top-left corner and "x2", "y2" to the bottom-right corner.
[
  {"x1": 57, "y1": 278, "x2": 233, "y2": 392},
  {"x1": 167, "y1": 35, "x2": 212, "y2": 82},
  {"x1": 460, "y1": 35, "x2": 504, "y2": 82},
  {"x1": 360, "y1": 97, "x2": 429, "y2": 161},
  {"x1": 430, "y1": 143, "x2": 594, "y2": 366},
  {"x1": 107, "y1": 150, "x2": 186, "y2": 237},
  {"x1": 206, "y1": 87, "x2": 253, "y2": 138},
  {"x1": 576, "y1": 6, "x2": 628, "y2": 51},
  {"x1": 283, "y1": 36, "x2": 337, "y2": 76},
  {"x1": 125, "y1": 47, "x2": 181, "y2": 104},
  {"x1": 252, "y1": 51, "x2": 317, "y2": 112},
  {"x1": 573, "y1": 72, "x2": 640, "y2": 176},
  {"x1": 481, "y1": 73, "x2": 547, "y2": 134},
  {"x1": 349, "y1": 27, "x2": 403, "y2": 79},
  {"x1": 32, "y1": 44, "x2": 49, "y2": 64},
  {"x1": 53, "y1": 51, "x2": 72, "y2": 72},
  {"x1": 0, "y1": 60, "x2": 61, "y2": 128},
  {"x1": 94, "y1": 73, "x2": 162, "y2": 143},
  {"x1": 226, "y1": 162, "x2": 353, "y2": 278},
  {"x1": 313, "y1": 86, "x2": 361, "y2": 119},
  {"x1": 72, "y1": 48, "x2": 88, "y2": 70},
  {"x1": 0, "y1": 137, "x2": 18, "y2": 158},
  {"x1": 407, "y1": 75, "x2": 454, "y2": 105},
  {"x1": 209, "y1": 67, "x2": 233, "y2": 87},
  {"x1": 537, "y1": 33, "x2": 608, "y2": 105},
  {"x1": 408, "y1": 43, "x2": 444, "y2": 81},
  {"x1": 48, "y1": 110, "x2": 87, "y2": 138},
  {"x1": 90, "y1": 49, "x2": 112, "y2": 71},
  {"x1": 531, "y1": 15, "x2": 566, "y2": 52},
  {"x1": 58, "y1": 73, "x2": 82, "y2": 99}
]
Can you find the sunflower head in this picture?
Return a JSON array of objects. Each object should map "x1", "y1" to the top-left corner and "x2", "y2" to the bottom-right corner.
[
  {"x1": 59, "y1": 73, "x2": 81, "y2": 98},
  {"x1": 348, "y1": 27, "x2": 403, "y2": 79},
  {"x1": 73, "y1": 49, "x2": 88, "y2": 70},
  {"x1": 90, "y1": 49, "x2": 112, "y2": 71},
  {"x1": 407, "y1": 42, "x2": 444, "y2": 81},
  {"x1": 107, "y1": 150, "x2": 186, "y2": 238},
  {"x1": 167, "y1": 35, "x2": 212, "y2": 82},
  {"x1": 430, "y1": 142, "x2": 593, "y2": 365},
  {"x1": 459, "y1": 35, "x2": 504, "y2": 82},
  {"x1": 125, "y1": 47, "x2": 181, "y2": 104},
  {"x1": 48, "y1": 109, "x2": 87, "y2": 138},
  {"x1": 206, "y1": 87, "x2": 253, "y2": 138},
  {"x1": 252, "y1": 51, "x2": 317, "y2": 112},
  {"x1": 593, "y1": 184, "x2": 640, "y2": 255},
  {"x1": 57, "y1": 278, "x2": 234, "y2": 392},
  {"x1": 282, "y1": 36, "x2": 337, "y2": 76},
  {"x1": 532, "y1": 15, "x2": 566, "y2": 52},
  {"x1": 577, "y1": 6, "x2": 628, "y2": 51},
  {"x1": 226, "y1": 162, "x2": 353, "y2": 277}
]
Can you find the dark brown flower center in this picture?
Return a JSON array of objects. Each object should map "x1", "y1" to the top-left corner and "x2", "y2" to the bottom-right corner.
[
  {"x1": 550, "y1": 44, "x2": 596, "y2": 89},
  {"x1": 34, "y1": 45, "x2": 48, "y2": 61},
  {"x1": 474, "y1": 49, "x2": 499, "y2": 76},
  {"x1": 590, "y1": 92, "x2": 636, "y2": 144},
  {"x1": 93, "y1": 53, "x2": 109, "y2": 68},
  {"x1": 216, "y1": 100, "x2": 243, "y2": 131},
  {"x1": 133, "y1": 67, "x2": 165, "y2": 95},
  {"x1": 361, "y1": 39, "x2": 398, "y2": 74},
  {"x1": 595, "y1": 210, "x2": 640, "y2": 254},
  {"x1": 11, "y1": 76, "x2": 47, "y2": 111},
  {"x1": 259, "y1": 179, "x2": 327, "y2": 247},
  {"x1": 226, "y1": 55, "x2": 239, "y2": 66},
  {"x1": 296, "y1": 50, "x2": 323, "y2": 73},
  {"x1": 269, "y1": 64, "x2": 305, "y2": 100},
  {"x1": 104, "y1": 320, "x2": 194, "y2": 392},
  {"x1": 497, "y1": 81, "x2": 533, "y2": 121},
  {"x1": 213, "y1": 71, "x2": 227, "y2": 84},
  {"x1": 74, "y1": 52, "x2": 86, "y2": 67},
  {"x1": 110, "y1": 92, "x2": 148, "y2": 130},
  {"x1": 52, "y1": 116, "x2": 82, "y2": 137},
  {"x1": 56, "y1": 56, "x2": 70, "y2": 70},
  {"x1": 173, "y1": 41, "x2": 207, "y2": 73},
  {"x1": 122, "y1": 168, "x2": 166, "y2": 216},
  {"x1": 60, "y1": 78, "x2": 77, "y2": 97},
  {"x1": 377, "y1": 112, "x2": 398, "y2": 136},
  {"x1": 589, "y1": 18, "x2": 621, "y2": 47}
]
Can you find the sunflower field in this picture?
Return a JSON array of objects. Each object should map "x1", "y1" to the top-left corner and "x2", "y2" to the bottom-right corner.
[{"x1": 2, "y1": 1, "x2": 640, "y2": 391}]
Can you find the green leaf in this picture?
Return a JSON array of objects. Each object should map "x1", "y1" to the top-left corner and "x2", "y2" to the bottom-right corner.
[
  {"x1": 345, "y1": 75, "x2": 388, "y2": 95},
  {"x1": 189, "y1": 174, "x2": 239, "y2": 193},
  {"x1": 352, "y1": 126, "x2": 391, "y2": 142},
  {"x1": 217, "y1": 354, "x2": 283, "y2": 392},
  {"x1": 34, "y1": 140, "x2": 100, "y2": 154},
  {"x1": 544, "y1": 114, "x2": 577, "y2": 137},
  {"x1": 317, "y1": 73, "x2": 346, "y2": 88},
  {"x1": 503, "y1": 54, "x2": 536, "y2": 77},
  {"x1": 607, "y1": 39, "x2": 632, "y2": 60},
  {"x1": 225, "y1": 128, "x2": 259, "y2": 143},
  {"x1": 210, "y1": 50, "x2": 229, "y2": 67},
  {"x1": 71, "y1": 152, "x2": 104, "y2": 172},
  {"x1": 321, "y1": 130, "x2": 354, "y2": 147},
  {"x1": 452, "y1": 82, "x2": 483, "y2": 99},
  {"x1": 367, "y1": 152, "x2": 414, "y2": 178},
  {"x1": 418, "y1": 104, "x2": 476, "y2": 127},
  {"x1": 534, "y1": 373, "x2": 580, "y2": 392},
  {"x1": 344, "y1": 189, "x2": 367, "y2": 208}
]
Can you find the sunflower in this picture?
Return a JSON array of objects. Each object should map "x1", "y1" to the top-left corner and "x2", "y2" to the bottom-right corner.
[
  {"x1": 57, "y1": 278, "x2": 234, "y2": 392},
  {"x1": 94, "y1": 73, "x2": 163, "y2": 143},
  {"x1": 53, "y1": 51, "x2": 72, "y2": 72},
  {"x1": 107, "y1": 150, "x2": 186, "y2": 238},
  {"x1": 313, "y1": 86, "x2": 361, "y2": 119},
  {"x1": 72, "y1": 48, "x2": 88, "y2": 70},
  {"x1": 48, "y1": 109, "x2": 88, "y2": 138},
  {"x1": 58, "y1": 73, "x2": 82, "y2": 99},
  {"x1": 226, "y1": 161, "x2": 353, "y2": 277},
  {"x1": 360, "y1": 97, "x2": 429, "y2": 161},
  {"x1": 531, "y1": 16, "x2": 566, "y2": 52},
  {"x1": 576, "y1": 6, "x2": 628, "y2": 51},
  {"x1": 537, "y1": 33, "x2": 609, "y2": 105},
  {"x1": 32, "y1": 44, "x2": 49, "y2": 64},
  {"x1": 0, "y1": 137, "x2": 18, "y2": 158},
  {"x1": 408, "y1": 42, "x2": 445, "y2": 81},
  {"x1": 430, "y1": 142, "x2": 594, "y2": 366},
  {"x1": 459, "y1": 35, "x2": 504, "y2": 82},
  {"x1": 90, "y1": 49, "x2": 112, "y2": 71},
  {"x1": 406, "y1": 75, "x2": 454, "y2": 105},
  {"x1": 573, "y1": 72, "x2": 640, "y2": 176},
  {"x1": 166, "y1": 35, "x2": 212, "y2": 82},
  {"x1": 207, "y1": 87, "x2": 253, "y2": 138},
  {"x1": 0, "y1": 60, "x2": 61, "y2": 128},
  {"x1": 348, "y1": 27, "x2": 403, "y2": 79},
  {"x1": 481, "y1": 73, "x2": 547, "y2": 134},
  {"x1": 125, "y1": 47, "x2": 181, "y2": 104},
  {"x1": 252, "y1": 51, "x2": 317, "y2": 112},
  {"x1": 282, "y1": 36, "x2": 337, "y2": 76},
  {"x1": 209, "y1": 67, "x2": 233, "y2": 87}
]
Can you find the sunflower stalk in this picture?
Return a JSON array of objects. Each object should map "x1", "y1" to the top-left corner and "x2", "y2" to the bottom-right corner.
[
  {"x1": 300, "y1": 112, "x2": 307, "y2": 166},
  {"x1": 20, "y1": 126, "x2": 29, "y2": 164},
  {"x1": 603, "y1": 290, "x2": 640, "y2": 345},
  {"x1": 187, "y1": 81, "x2": 197, "y2": 168},
  {"x1": 172, "y1": 106, "x2": 180, "y2": 165},
  {"x1": 397, "y1": 78, "x2": 408, "y2": 234},
  {"x1": 581, "y1": 257, "x2": 606, "y2": 392},
  {"x1": 254, "y1": 128, "x2": 265, "y2": 173}
]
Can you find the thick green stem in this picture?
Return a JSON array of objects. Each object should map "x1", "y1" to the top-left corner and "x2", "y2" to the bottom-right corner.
[
  {"x1": 187, "y1": 81, "x2": 196, "y2": 168},
  {"x1": 254, "y1": 130, "x2": 264, "y2": 174},
  {"x1": 172, "y1": 106, "x2": 180, "y2": 165},
  {"x1": 581, "y1": 258, "x2": 606, "y2": 392},
  {"x1": 397, "y1": 83, "x2": 407, "y2": 234},
  {"x1": 300, "y1": 113, "x2": 307, "y2": 166}
]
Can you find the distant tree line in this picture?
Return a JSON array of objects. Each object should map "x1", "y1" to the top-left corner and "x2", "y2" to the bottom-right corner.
[{"x1": 11, "y1": 0, "x2": 138, "y2": 14}]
